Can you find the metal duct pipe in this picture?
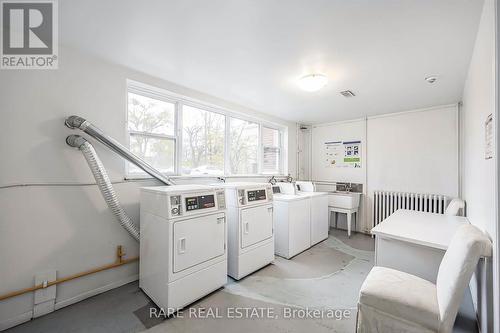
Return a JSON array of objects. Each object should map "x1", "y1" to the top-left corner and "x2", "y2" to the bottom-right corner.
[
  {"x1": 65, "y1": 115, "x2": 173, "y2": 186},
  {"x1": 66, "y1": 135, "x2": 139, "y2": 240}
]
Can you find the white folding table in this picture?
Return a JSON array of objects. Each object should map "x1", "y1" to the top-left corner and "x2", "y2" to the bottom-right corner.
[{"x1": 371, "y1": 209, "x2": 469, "y2": 283}]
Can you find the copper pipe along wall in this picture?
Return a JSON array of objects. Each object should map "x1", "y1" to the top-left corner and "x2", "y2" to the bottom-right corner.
[{"x1": 0, "y1": 247, "x2": 138, "y2": 302}]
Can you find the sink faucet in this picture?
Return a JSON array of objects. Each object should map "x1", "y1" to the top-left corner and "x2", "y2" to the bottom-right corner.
[{"x1": 345, "y1": 183, "x2": 352, "y2": 192}]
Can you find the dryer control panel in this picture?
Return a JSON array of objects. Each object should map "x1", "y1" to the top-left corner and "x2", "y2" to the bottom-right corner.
[
  {"x1": 185, "y1": 194, "x2": 215, "y2": 211},
  {"x1": 234, "y1": 185, "x2": 272, "y2": 206},
  {"x1": 170, "y1": 195, "x2": 182, "y2": 216},
  {"x1": 216, "y1": 190, "x2": 226, "y2": 209},
  {"x1": 247, "y1": 189, "x2": 267, "y2": 202},
  {"x1": 156, "y1": 189, "x2": 226, "y2": 218}
]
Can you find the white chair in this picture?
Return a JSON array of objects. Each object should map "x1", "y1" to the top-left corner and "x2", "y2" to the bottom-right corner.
[
  {"x1": 356, "y1": 224, "x2": 491, "y2": 333},
  {"x1": 444, "y1": 198, "x2": 465, "y2": 216}
]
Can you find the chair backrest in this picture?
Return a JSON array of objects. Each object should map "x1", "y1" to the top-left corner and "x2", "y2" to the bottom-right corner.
[
  {"x1": 444, "y1": 198, "x2": 465, "y2": 216},
  {"x1": 436, "y1": 224, "x2": 491, "y2": 333}
]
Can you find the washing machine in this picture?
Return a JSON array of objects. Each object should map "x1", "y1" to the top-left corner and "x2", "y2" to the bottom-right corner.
[
  {"x1": 272, "y1": 183, "x2": 311, "y2": 259},
  {"x1": 295, "y1": 181, "x2": 329, "y2": 245},
  {"x1": 139, "y1": 185, "x2": 227, "y2": 312},
  {"x1": 213, "y1": 182, "x2": 274, "y2": 280}
]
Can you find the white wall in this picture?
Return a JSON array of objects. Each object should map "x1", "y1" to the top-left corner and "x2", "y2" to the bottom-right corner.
[
  {"x1": 0, "y1": 46, "x2": 297, "y2": 330},
  {"x1": 367, "y1": 105, "x2": 459, "y2": 197},
  {"x1": 461, "y1": 0, "x2": 497, "y2": 331},
  {"x1": 311, "y1": 119, "x2": 367, "y2": 185},
  {"x1": 310, "y1": 119, "x2": 367, "y2": 231},
  {"x1": 309, "y1": 106, "x2": 459, "y2": 232}
]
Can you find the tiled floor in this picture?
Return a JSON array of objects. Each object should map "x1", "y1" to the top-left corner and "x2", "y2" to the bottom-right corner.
[{"x1": 6, "y1": 229, "x2": 478, "y2": 333}]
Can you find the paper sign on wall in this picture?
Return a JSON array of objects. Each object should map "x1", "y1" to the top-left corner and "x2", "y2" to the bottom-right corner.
[
  {"x1": 324, "y1": 140, "x2": 361, "y2": 168},
  {"x1": 485, "y1": 114, "x2": 493, "y2": 160}
]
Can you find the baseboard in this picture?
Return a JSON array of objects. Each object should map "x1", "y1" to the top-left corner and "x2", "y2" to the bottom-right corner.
[
  {"x1": 55, "y1": 274, "x2": 139, "y2": 310},
  {"x1": 0, "y1": 311, "x2": 32, "y2": 331},
  {"x1": 0, "y1": 274, "x2": 139, "y2": 331}
]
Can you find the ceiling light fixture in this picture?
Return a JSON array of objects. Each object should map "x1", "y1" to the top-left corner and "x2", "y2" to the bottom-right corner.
[{"x1": 298, "y1": 74, "x2": 328, "y2": 92}]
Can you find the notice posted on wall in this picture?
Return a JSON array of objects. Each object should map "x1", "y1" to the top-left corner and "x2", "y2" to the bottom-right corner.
[
  {"x1": 485, "y1": 114, "x2": 493, "y2": 160},
  {"x1": 324, "y1": 140, "x2": 361, "y2": 168}
]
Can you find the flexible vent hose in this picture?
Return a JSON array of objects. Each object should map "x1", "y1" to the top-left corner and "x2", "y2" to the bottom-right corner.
[
  {"x1": 65, "y1": 115, "x2": 173, "y2": 185},
  {"x1": 67, "y1": 135, "x2": 139, "y2": 241}
]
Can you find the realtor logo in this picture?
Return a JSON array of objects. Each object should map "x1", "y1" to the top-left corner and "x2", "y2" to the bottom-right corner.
[{"x1": 1, "y1": 0, "x2": 58, "y2": 69}]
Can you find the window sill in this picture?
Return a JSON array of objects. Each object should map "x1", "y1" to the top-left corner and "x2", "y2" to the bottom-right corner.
[{"x1": 125, "y1": 174, "x2": 287, "y2": 181}]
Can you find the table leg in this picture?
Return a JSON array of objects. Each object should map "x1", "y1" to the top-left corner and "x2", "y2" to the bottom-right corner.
[{"x1": 347, "y1": 212, "x2": 352, "y2": 238}]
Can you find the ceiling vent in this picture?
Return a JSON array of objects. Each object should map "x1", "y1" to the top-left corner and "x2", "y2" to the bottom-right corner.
[
  {"x1": 340, "y1": 90, "x2": 355, "y2": 98},
  {"x1": 425, "y1": 76, "x2": 438, "y2": 84}
]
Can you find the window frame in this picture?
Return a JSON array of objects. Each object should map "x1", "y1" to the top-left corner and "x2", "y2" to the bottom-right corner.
[
  {"x1": 126, "y1": 80, "x2": 287, "y2": 178},
  {"x1": 126, "y1": 85, "x2": 179, "y2": 176}
]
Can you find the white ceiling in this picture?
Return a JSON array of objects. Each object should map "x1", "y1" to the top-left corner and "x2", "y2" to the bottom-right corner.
[{"x1": 60, "y1": 0, "x2": 484, "y2": 124}]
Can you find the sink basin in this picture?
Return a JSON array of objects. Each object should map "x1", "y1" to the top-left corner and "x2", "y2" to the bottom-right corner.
[{"x1": 328, "y1": 192, "x2": 361, "y2": 209}]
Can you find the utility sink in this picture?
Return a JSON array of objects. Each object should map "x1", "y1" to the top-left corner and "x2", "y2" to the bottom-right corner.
[{"x1": 328, "y1": 192, "x2": 361, "y2": 209}]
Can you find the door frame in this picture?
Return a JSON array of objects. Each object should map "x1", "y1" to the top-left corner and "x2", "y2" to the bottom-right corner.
[{"x1": 494, "y1": 1, "x2": 499, "y2": 332}]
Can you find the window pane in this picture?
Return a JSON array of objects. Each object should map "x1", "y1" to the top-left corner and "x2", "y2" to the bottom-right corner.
[
  {"x1": 262, "y1": 127, "x2": 281, "y2": 174},
  {"x1": 263, "y1": 147, "x2": 280, "y2": 174},
  {"x1": 229, "y1": 118, "x2": 259, "y2": 174},
  {"x1": 129, "y1": 134, "x2": 175, "y2": 173},
  {"x1": 128, "y1": 92, "x2": 175, "y2": 135},
  {"x1": 182, "y1": 105, "x2": 225, "y2": 175},
  {"x1": 262, "y1": 127, "x2": 279, "y2": 147}
]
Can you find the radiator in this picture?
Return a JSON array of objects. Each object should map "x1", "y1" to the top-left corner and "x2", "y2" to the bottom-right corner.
[{"x1": 373, "y1": 191, "x2": 450, "y2": 227}]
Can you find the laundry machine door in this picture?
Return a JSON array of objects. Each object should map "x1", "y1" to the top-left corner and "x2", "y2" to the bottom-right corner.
[
  {"x1": 240, "y1": 204, "x2": 273, "y2": 249},
  {"x1": 173, "y1": 213, "x2": 225, "y2": 273}
]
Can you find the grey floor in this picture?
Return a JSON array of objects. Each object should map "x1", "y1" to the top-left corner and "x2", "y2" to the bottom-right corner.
[{"x1": 7, "y1": 228, "x2": 478, "y2": 333}]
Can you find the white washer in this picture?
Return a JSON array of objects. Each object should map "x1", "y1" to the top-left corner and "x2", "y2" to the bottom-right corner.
[
  {"x1": 295, "y1": 181, "x2": 329, "y2": 245},
  {"x1": 272, "y1": 183, "x2": 311, "y2": 259},
  {"x1": 213, "y1": 182, "x2": 274, "y2": 280},
  {"x1": 139, "y1": 185, "x2": 227, "y2": 312}
]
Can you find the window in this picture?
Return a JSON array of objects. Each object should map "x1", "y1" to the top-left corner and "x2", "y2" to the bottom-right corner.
[
  {"x1": 127, "y1": 81, "x2": 285, "y2": 177},
  {"x1": 229, "y1": 118, "x2": 259, "y2": 174},
  {"x1": 127, "y1": 92, "x2": 176, "y2": 174},
  {"x1": 182, "y1": 105, "x2": 225, "y2": 176},
  {"x1": 262, "y1": 127, "x2": 281, "y2": 174}
]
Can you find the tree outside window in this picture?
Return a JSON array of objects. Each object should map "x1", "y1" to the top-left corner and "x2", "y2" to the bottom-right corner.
[
  {"x1": 127, "y1": 92, "x2": 175, "y2": 174},
  {"x1": 181, "y1": 105, "x2": 225, "y2": 175},
  {"x1": 229, "y1": 118, "x2": 259, "y2": 174}
]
